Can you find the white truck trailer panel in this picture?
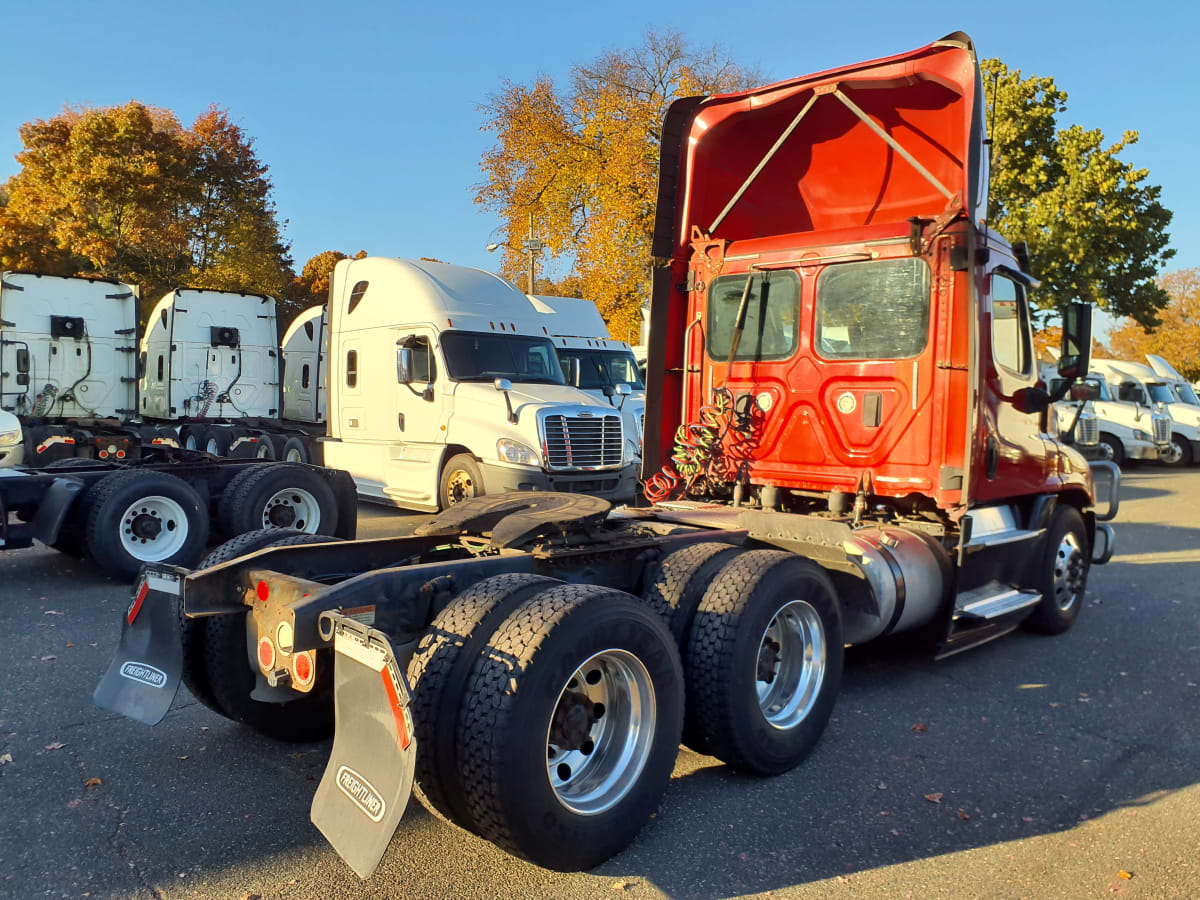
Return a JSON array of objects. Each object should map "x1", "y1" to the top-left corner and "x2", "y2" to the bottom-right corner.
[
  {"x1": 281, "y1": 305, "x2": 328, "y2": 424},
  {"x1": 141, "y1": 289, "x2": 279, "y2": 420},
  {"x1": 0, "y1": 272, "x2": 138, "y2": 419}
]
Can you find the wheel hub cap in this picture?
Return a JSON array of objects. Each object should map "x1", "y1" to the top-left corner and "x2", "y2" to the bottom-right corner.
[
  {"x1": 756, "y1": 600, "x2": 826, "y2": 731},
  {"x1": 130, "y1": 514, "x2": 163, "y2": 540},
  {"x1": 447, "y1": 470, "x2": 474, "y2": 504},
  {"x1": 1053, "y1": 533, "x2": 1085, "y2": 610}
]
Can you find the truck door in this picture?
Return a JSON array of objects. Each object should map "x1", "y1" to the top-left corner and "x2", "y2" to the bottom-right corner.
[{"x1": 974, "y1": 269, "x2": 1048, "y2": 501}]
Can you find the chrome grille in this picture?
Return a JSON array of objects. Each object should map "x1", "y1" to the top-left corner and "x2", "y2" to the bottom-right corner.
[
  {"x1": 1076, "y1": 411, "x2": 1098, "y2": 446},
  {"x1": 1152, "y1": 414, "x2": 1170, "y2": 445},
  {"x1": 541, "y1": 414, "x2": 623, "y2": 470}
]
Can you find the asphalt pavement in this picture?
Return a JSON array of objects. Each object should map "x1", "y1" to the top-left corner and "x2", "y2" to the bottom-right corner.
[{"x1": 1, "y1": 473, "x2": 1199, "y2": 900}]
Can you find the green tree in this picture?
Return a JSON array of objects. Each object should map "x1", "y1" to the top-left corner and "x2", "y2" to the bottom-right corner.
[
  {"x1": 1108, "y1": 269, "x2": 1200, "y2": 381},
  {"x1": 983, "y1": 60, "x2": 1174, "y2": 327},
  {"x1": 476, "y1": 30, "x2": 759, "y2": 338}
]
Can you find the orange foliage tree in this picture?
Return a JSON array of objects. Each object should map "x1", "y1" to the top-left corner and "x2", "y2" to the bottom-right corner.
[
  {"x1": 476, "y1": 30, "x2": 759, "y2": 339},
  {"x1": 282, "y1": 250, "x2": 368, "y2": 327},
  {"x1": 1109, "y1": 269, "x2": 1200, "y2": 380}
]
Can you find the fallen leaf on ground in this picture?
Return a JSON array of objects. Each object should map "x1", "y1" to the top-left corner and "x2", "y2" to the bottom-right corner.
[
  {"x1": 67, "y1": 798, "x2": 82, "y2": 808},
  {"x1": 1117, "y1": 871, "x2": 1133, "y2": 880},
  {"x1": 957, "y1": 810, "x2": 971, "y2": 820},
  {"x1": 911, "y1": 723, "x2": 928, "y2": 733},
  {"x1": 924, "y1": 793, "x2": 943, "y2": 804},
  {"x1": 85, "y1": 777, "x2": 102, "y2": 788},
  {"x1": 889, "y1": 828, "x2": 900, "y2": 836},
  {"x1": 178, "y1": 755, "x2": 189, "y2": 761},
  {"x1": 240, "y1": 893, "x2": 262, "y2": 900},
  {"x1": 43, "y1": 610, "x2": 63, "y2": 616},
  {"x1": 45, "y1": 742, "x2": 65, "y2": 751},
  {"x1": 65, "y1": 642, "x2": 74, "y2": 648}
]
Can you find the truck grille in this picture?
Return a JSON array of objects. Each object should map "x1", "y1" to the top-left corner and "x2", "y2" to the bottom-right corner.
[
  {"x1": 541, "y1": 414, "x2": 623, "y2": 470},
  {"x1": 1076, "y1": 412, "x2": 1098, "y2": 445},
  {"x1": 1152, "y1": 414, "x2": 1170, "y2": 445}
]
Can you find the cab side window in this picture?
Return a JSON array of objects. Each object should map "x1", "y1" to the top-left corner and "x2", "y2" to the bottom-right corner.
[
  {"x1": 991, "y1": 274, "x2": 1033, "y2": 376},
  {"x1": 402, "y1": 336, "x2": 437, "y2": 383}
]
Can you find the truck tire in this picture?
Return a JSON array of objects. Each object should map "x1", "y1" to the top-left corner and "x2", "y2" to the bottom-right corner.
[
  {"x1": 1022, "y1": 506, "x2": 1089, "y2": 635},
  {"x1": 439, "y1": 453, "x2": 483, "y2": 509},
  {"x1": 642, "y1": 541, "x2": 742, "y2": 646},
  {"x1": 44, "y1": 458, "x2": 106, "y2": 558},
  {"x1": 685, "y1": 550, "x2": 842, "y2": 775},
  {"x1": 252, "y1": 431, "x2": 277, "y2": 460},
  {"x1": 202, "y1": 531, "x2": 343, "y2": 741},
  {"x1": 220, "y1": 464, "x2": 338, "y2": 537},
  {"x1": 83, "y1": 471, "x2": 209, "y2": 581},
  {"x1": 407, "y1": 573, "x2": 562, "y2": 832},
  {"x1": 1161, "y1": 434, "x2": 1192, "y2": 468},
  {"x1": 280, "y1": 436, "x2": 309, "y2": 463},
  {"x1": 458, "y1": 584, "x2": 684, "y2": 871},
  {"x1": 1098, "y1": 433, "x2": 1125, "y2": 466},
  {"x1": 181, "y1": 425, "x2": 205, "y2": 452},
  {"x1": 204, "y1": 426, "x2": 233, "y2": 457},
  {"x1": 178, "y1": 528, "x2": 318, "y2": 716}
]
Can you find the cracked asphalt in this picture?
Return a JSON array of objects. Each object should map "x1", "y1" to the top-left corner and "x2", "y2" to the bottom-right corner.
[{"x1": 2, "y1": 472, "x2": 1199, "y2": 899}]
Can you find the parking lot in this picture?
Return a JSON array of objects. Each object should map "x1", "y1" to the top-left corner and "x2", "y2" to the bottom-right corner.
[{"x1": 2, "y1": 469, "x2": 1199, "y2": 900}]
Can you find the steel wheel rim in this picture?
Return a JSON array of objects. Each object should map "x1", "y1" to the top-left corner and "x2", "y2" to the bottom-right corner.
[
  {"x1": 119, "y1": 495, "x2": 188, "y2": 561},
  {"x1": 756, "y1": 600, "x2": 826, "y2": 730},
  {"x1": 255, "y1": 441, "x2": 272, "y2": 459},
  {"x1": 546, "y1": 648, "x2": 656, "y2": 816},
  {"x1": 1053, "y1": 532, "x2": 1086, "y2": 611},
  {"x1": 445, "y1": 469, "x2": 476, "y2": 505},
  {"x1": 205, "y1": 436, "x2": 221, "y2": 456},
  {"x1": 284, "y1": 447, "x2": 303, "y2": 462},
  {"x1": 261, "y1": 487, "x2": 320, "y2": 532},
  {"x1": 184, "y1": 433, "x2": 198, "y2": 451}
]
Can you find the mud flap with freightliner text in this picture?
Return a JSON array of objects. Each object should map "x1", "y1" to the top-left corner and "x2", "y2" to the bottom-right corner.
[
  {"x1": 93, "y1": 566, "x2": 187, "y2": 725},
  {"x1": 311, "y1": 611, "x2": 417, "y2": 879}
]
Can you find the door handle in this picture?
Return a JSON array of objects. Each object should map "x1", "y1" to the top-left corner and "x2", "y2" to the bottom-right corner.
[{"x1": 398, "y1": 412, "x2": 405, "y2": 432}]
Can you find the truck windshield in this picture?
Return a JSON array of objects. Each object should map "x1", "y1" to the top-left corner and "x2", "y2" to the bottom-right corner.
[
  {"x1": 1147, "y1": 383, "x2": 1175, "y2": 404},
  {"x1": 815, "y1": 257, "x2": 930, "y2": 360},
  {"x1": 558, "y1": 349, "x2": 645, "y2": 391},
  {"x1": 440, "y1": 332, "x2": 566, "y2": 384},
  {"x1": 1172, "y1": 382, "x2": 1199, "y2": 405}
]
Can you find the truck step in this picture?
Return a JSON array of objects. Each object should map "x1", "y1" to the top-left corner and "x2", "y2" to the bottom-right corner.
[{"x1": 954, "y1": 582, "x2": 1041, "y2": 620}]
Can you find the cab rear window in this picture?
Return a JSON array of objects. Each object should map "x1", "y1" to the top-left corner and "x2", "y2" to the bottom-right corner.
[
  {"x1": 706, "y1": 271, "x2": 800, "y2": 362},
  {"x1": 815, "y1": 258, "x2": 930, "y2": 360}
]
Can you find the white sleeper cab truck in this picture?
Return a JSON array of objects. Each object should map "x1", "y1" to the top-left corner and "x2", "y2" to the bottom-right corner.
[
  {"x1": 1146, "y1": 354, "x2": 1200, "y2": 408},
  {"x1": 280, "y1": 305, "x2": 329, "y2": 429},
  {"x1": 0, "y1": 271, "x2": 141, "y2": 461},
  {"x1": 535, "y1": 295, "x2": 647, "y2": 445},
  {"x1": 140, "y1": 288, "x2": 281, "y2": 454},
  {"x1": 0, "y1": 408, "x2": 23, "y2": 467},
  {"x1": 321, "y1": 257, "x2": 639, "y2": 511},
  {"x1": 1072, "y1": 371, "x2": 1168, "y2": 465},
  {"x1": 1093, "y1": 358, "x2": 1200, "y2": 467}
]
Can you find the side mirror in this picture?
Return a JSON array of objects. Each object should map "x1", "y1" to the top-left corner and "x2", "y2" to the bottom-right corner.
[
  {"x1": 494, "y1": 377, "x2": 513, "y2": 393},
  {"x1": 494, "y1": 378, "x2": 516, "y2": 424},
  {"x1": 1058, "y1": 302, "x2": 1092, "y2": 380},
  {"x1": 614, "y1": 382, "x2": 632, "y2": 409},
  {"x1": 396, "y1": 347, "x2": 414, "y2": 384},
  {"x1": 1070, "y1": 381, "x2": 1100, "y2": 402},
  {"x1": 15, "y1": 348, "x2": 29, "y2": 374},
  {"x1": 1012, "y1": 386, "x2": 1051, "y2": 415}
]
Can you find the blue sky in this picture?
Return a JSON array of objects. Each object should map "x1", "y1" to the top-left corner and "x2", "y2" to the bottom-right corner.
[{"x1": 1, "y1": 0, "x2": 1194, "y2": 334}]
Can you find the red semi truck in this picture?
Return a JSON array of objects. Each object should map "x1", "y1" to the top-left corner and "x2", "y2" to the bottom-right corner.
[{"x1": 96, "y1": 32, "x2": 1119, "y2": 876}]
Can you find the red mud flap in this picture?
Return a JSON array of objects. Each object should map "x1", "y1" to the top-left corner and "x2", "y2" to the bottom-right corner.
[
  {"x1": 311, "y1": 611, "x2": 416, "y2": 879},
  {"x1": 92, "y1": 567, "x2": 185, "y2": 725}
]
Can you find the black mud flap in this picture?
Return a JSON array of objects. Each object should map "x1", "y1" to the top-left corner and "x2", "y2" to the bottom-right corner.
[
  {"x1": 93, "y1": 568, "x2": 185, "y2": 725},
  {"x1": 311, "y1": 612, "x2": 416, "y2": 879}
]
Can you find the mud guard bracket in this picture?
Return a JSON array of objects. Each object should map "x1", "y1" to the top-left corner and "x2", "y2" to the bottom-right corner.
[{"x1": 311, "y1": 611, "x2": 416, "y2": 879}]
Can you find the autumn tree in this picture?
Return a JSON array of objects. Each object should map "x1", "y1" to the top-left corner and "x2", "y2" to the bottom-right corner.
[
  {"x1": 282, "y1": 249, "x2": 367, "y2": 327},
  {"x1": 0, "y1": 102, "x2": 292, "y2": 324},
  {"x1": 476, "y1": 30, "x2": 759, "y2": 338},
  {"x1": 1109, "y1": 269, "x2": 1200, "y2": 380},
  {"x1": 983, "y1": 60, "x2": 1174, "y2": 328}
]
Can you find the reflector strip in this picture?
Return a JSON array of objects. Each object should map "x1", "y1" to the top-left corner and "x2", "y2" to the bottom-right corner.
[
  {"x1": 127, "y1": 580, "x2": 149, "y2": 625},
  {"x1": 380, "y1": 668, "x2": 411, "y2": 750}
]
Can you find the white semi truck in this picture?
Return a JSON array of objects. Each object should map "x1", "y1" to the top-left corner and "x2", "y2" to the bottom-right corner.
[{"x1": 1092, "y1": 358, "x2": 1200, "y2": 467}]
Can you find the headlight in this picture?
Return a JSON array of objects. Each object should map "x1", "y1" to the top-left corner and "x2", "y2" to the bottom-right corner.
[
  {"x1": 0, "y1": 428, "x2": 21, "y2": 447},
  {"x1": 1132, "y1": 429, "x2": 1149, "y2": 441},
  {"x1": 624, "y1": 438, "x2": 640, "y2": 463},
  {"x1": 497, "y1": 438, "x2": 538, "y2": 466}
]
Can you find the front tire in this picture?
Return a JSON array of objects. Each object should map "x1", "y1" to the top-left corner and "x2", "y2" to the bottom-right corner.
[
  {"x1": 1023, "y1": 506, "x2": 1089, "y2": 635},
  {"x1": 685, "y1": 550, "x2": 843, "y2": 775},
  {"x1": 1098, "y1": 433, "x2": 1125, "y2": 466},
  {"x1": 457, "y1": 584, "x2": 684, "y2": 871},
  {"x1": 439, "y1": 453, "x2": 484, "y2": 509},
  {"x1": 1161, "y1": 434, "x2": 1192, "y2": 468}
]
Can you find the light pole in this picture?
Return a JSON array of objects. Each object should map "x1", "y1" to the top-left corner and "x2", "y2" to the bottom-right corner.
[{"x1": 487, "y1": 211, "x2": 544, "y2": 294}]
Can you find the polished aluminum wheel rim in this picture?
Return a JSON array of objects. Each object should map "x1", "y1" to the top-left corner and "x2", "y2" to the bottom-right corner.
[
  {"x1": 262, "y1": 487, "x2": 320, "y2": 532},
  {"x1": 546, "y1": 649, "x2": 656, "y2": 816},
  {"x1": 756, "y1": 600, "x2": 826, "y2": 730},
  {"x1": 184, "y1": 433, "x2": 198, "y2": 451},
  {"x1": 119, "y1": 495, "x2": 188, "y2": 561},
  {"x1": 1162, "y1": 441, "x2": 1183, "y2": 465},
  {"x1": 205, "y1": 436, "x2": 222, "y2": 456},
  {"x1": 1052, "y1": 533, "x2": 1086, "y2": 610},
  {"x1": 446, "y1": 469, "x2": 476, "y2": 505}
]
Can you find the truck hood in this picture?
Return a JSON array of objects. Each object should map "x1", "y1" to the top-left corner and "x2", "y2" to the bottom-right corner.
[
  {"x1": 451, "y1": 381, "x2": 615, "y2": 412},
  {"x1": 653, "y1": 31, "x2": 985, "y2": 254}
]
